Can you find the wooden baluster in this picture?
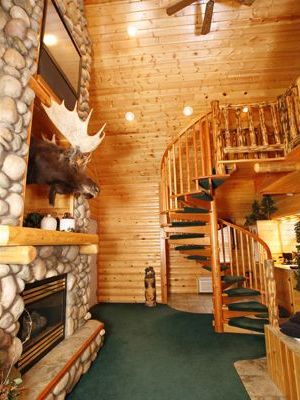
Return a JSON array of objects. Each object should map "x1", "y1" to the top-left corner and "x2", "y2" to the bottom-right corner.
[
  {"x1": 240, "y1": 231, "x2": 246, "y2": 284},
  {"x1": 270, "y1": 103, "x2": 282, "y2": 144},
  {"x1": 223, "y1": 107, "x2": 231, "y2": 148},
  {"x1": 161, "y1": 162, "x2": 166, "y2": 212},
  {"x1": 200, "y1": 116, "x2": 213, "y2": 176},
  {"x1": 265, "y1": 259, "x2": 279, "y2": 328},
  {"x1": 251, "y1": 237, "x2": 258, "y2": 289},
  {"x1": 248, "y1": 106, "x2": 257, "y2": 146},
  {"x1": 233, "y1": 228, "x2": 240, "y2": 276},
  {"x1": 211, "y1": 100, "x2": 225, "y2": 174},
  {"x1": 178, "y1": 138, "x2": 183, "y2": 195},
  {"x1": 193, "y1": 128, "x2": 199, "y2": 191},
  {"x1": 185, "y1": 132, "x2": 191, "y2": 193},
  {"x1": 236, "y1": 108, "x2": 243, "y2": 148},
  {"x1": 172, "y1": 144, "x2": 177, "y2": 208},
  {"x1": 221, "y1": 226, "x2": 226, "y2": 264},
  {"x1": 246, "y1": 235, "x2": 253, "y2": 288},
  {"x1": 262, "y1": 247, "x2": 268, "y2": 305},
  {"x1": 259, "y1": 105, "x2": 268, "y2": 146},
  {"x1": 227, "y1": 225, "x2": 233, "y2": 275},
  {"x1": 286, "y1": 95, "x2": 298, "y2": 140},
  {"x1": 258, "y1": 244, "x2": 264, "y2": 301},
  {"x1": 167, "y1": 150, "x2": 173, "y2": 210},
  {"x1": 278, "y1": 94, "x2": 290, "y2": 153},
  {"x1": 293, "y1": 79, "x2": 300, "y2": 132}
]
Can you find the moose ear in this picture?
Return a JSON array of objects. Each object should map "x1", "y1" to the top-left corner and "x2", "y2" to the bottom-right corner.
[{"x1": 42, "y1": 100, "x2": 106, "y2": 153}]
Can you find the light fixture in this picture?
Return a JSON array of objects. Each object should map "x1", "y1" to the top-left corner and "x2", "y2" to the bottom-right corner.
[
  {"x1": 242, "y1": 106, "x2": 249, "y2": 113},
  {"x1": 183, "y1": 106, "x2": 193, "y2": 116},
  {"x1": 125, "y1": 111, "x2": 135, "y2": 121},
  {"x1": 43, "y1": 34, "x2": 58, "y2": 46},
  {"x1": 127, "y1": 25, "x2": 138, "y2": 37}
]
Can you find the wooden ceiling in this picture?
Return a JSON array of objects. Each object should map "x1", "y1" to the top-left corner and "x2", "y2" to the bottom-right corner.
[{"x1": 85, "y1": 0, "x2": 300, "y2": 137}]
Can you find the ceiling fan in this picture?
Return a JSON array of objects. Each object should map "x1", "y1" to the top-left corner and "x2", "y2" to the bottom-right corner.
[{"x1": 166, "y1": 0, "x2": 256, "y2": 35}]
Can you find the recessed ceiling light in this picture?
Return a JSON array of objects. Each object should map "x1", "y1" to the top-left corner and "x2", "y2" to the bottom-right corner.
[
  {"x1": 242, "y1": 106, "x2": 249, "y2": 113},
  {"x1": 43, "y1": 34, "x2": 57, "y2": 46},
  {"x1": 183, "y1": 106, "x2": 193, "y2": 116},
  {"x1": 127, "y1": 25, "x2": 138, "y2": 37},
  {"x1": 125, "y1": 111, "x2": 135, "y2": 121}
]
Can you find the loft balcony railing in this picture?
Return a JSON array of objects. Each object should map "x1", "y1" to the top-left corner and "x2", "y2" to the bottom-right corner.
[{"x1": 160, "y1": 77, "x2": 300, "y2": 213}]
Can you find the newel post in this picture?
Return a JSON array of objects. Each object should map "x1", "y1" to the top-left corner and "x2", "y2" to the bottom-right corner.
[
  {"x1": 210, "y1": 199, "x2": 223, "y2": 332},
  {"x1": 211, "y1": 100, "x2": 225, "y2": 175},
  {"x1": 264, "y1": 259, "x2": 279, "y2": 328}
]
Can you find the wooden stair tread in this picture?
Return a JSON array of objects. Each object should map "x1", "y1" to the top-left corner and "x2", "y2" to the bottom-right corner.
[
  {"x1": 222, "y1": 275, "x2": 245, "y2": 284},
  {"x1": 176, "y1": 207, "x2": 209, "y2": 214},
  {"x1": 169, "y1": 237, "x2": 210, "y2": 245},
  {"x1": 169, "y1": 213, "x2": 211, "y2": 222},
  {"x1": 164, "y1": 225, "x2": 210, "y2": 234},
  {"x1": 223, "y1": 287, "x2": 261, "y2": 297},
  {"x1": 228, "y1": 316, "x2": 268, "y2": 333},
  {"x1": 227, "y1": 301, "x2": 268, "y2": 312}
]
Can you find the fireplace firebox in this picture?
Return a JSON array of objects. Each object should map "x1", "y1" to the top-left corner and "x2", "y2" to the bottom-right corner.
[{"x1": 17, "y1": 274, "x2": 67, "y2": 373}]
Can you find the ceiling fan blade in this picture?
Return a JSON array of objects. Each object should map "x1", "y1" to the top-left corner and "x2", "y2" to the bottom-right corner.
[
  {"x1": 236, "y1": 0, "x2": 256, "y2": 5},
  {"x1": 166, "y1": 0, "x2": 196, "y2": 16},
  {"x1": 201, "y1": 0, "x2": 214, "y2": 35}
]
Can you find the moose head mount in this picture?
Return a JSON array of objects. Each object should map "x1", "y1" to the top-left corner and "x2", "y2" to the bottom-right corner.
[{"x1": 27, "y1": 101, "x2": 106, "y2": 206}]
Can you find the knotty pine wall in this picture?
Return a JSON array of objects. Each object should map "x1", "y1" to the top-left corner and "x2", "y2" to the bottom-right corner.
[{"x1": 93, "y1": 132, "x2": 169, "y2": 302}]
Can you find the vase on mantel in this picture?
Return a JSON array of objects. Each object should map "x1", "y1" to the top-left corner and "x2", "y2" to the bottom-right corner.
[{"x1": 41, "y1": 214, "x2": 57, "y2": 231}]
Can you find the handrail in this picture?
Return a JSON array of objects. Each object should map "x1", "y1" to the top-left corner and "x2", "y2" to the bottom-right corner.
[
  {"x1": 217, "y1": 218, "x2": 273, "y2": 310},
  {"x1": 160, "y1": 114, "x2": 210, "y2": 169},
  {"x1": 218, "y1": 219, "x2": 272, "y2": 259}
]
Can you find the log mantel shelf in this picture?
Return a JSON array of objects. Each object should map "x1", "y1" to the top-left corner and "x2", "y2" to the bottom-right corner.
[
  {"x1": 0, "y1": 226, "x2": 98, "y2": 264},
  {"x1": 0, "y1": 225, "x2": 98, "y2": 246}
]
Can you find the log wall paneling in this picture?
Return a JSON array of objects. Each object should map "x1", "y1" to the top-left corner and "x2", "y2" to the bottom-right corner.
[
  {"x1": 85, "y1": 0, "x2": 300, "y2": 303},
  {"x1": 85, "y1": 0, "x2": 300, "y2": 136},
  {"x1": 94, "y1": 133, "x2": 170, "y2": 303}
]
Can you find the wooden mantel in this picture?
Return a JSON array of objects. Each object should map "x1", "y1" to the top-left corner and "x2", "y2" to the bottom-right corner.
[
  {"x1": 0, "y1": 226, "x2": 98, "y2": 264},
  {"x1": 0, "y1": 225, "x2": 98, "y2": 246}
]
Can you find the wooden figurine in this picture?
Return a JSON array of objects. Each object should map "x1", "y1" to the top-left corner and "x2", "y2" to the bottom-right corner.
[{"x1": 144, "y1": 267, "x2": 156, "y2": 307}]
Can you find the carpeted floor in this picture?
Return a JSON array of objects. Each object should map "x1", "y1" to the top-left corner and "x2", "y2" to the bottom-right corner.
[{"x1": 67, "y1": 304, "x2": 266, "y2": 400}]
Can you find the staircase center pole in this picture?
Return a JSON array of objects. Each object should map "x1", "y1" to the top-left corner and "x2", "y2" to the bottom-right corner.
[{"x1": 210, "y1": 198, "x2": 223, "y2": 332}]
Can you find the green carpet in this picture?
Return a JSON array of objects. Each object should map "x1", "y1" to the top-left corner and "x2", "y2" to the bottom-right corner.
[{"x1": 67, "y1": 304, "x2": 266, "y2": 400}]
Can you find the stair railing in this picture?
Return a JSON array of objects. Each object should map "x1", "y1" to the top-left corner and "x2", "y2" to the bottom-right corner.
[
  {"x1": 277, "y1": 77, "x2": 300, "y2": 154},
  {"x1": 160, "y1": 113, "x2": 213, "y2": 213},
  {"x1": 212, "y1": 100, "x2": 286, "y2": 174},
  {"x1": 218, "y1": 219, "x2": 279, "y2": 327}
]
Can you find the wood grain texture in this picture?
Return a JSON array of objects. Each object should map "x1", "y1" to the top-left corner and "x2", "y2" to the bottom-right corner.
[
  {"x1": 95, "y1": 134, "x2": 168, "y2": 303},
  {"x1": 85, "y1": 0, "x2": 300, "y2": 136},
  {"x1": 86, "y1": 0, "x2": 300, "y2": 303}
]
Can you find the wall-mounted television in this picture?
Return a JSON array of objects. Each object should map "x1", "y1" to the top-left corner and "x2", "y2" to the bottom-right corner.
[{"x1": 38, "y1": 0, "x2": 81, "y2": 109}]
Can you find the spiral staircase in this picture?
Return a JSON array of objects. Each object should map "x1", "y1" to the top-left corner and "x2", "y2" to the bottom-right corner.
[{"x1": 160, "y1": 78, "x2": 300, "y2": 334}]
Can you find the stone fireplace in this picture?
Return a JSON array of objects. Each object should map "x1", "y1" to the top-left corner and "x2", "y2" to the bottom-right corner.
[
  {"x1": 0, "y1": 0, "x2": 104, "y2": 397},
  {"x1": 17, "y1": 274, "x2": 67, "y2": 373}
]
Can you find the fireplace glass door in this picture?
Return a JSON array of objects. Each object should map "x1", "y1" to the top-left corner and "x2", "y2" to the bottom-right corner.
[{"x1": 17, "y1": 274, "x2": 67, "y2": 373}]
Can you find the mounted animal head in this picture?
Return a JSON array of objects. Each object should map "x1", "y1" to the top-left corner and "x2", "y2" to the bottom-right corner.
[{"x1": 27, "y1": 101, "x2": 105, "y2": 205}]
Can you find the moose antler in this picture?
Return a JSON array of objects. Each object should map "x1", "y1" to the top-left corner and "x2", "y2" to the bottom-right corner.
[{"x1": 42, "y1": 100, "x2": 106, "y2": 153}]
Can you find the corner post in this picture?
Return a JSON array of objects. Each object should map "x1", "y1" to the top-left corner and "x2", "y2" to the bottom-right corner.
[{"x1": 210, "y1": 198, "x2": 223, "y2": 332}]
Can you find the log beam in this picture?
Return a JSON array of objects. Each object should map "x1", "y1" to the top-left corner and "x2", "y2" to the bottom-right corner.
[
  {"x1": 0, "y1": 246, "x2": 37, "y2": 264},
  {"x1": 254, "y1": 162, "x2": 300, "y2": 174}
]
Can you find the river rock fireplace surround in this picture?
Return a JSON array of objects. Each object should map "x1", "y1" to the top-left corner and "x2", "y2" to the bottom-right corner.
[{"x1": 0, "y1": 0, "x2": 105, "y2": 396}]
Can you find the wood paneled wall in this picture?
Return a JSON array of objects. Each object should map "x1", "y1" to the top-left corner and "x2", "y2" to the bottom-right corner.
[
  {"x1": 93, "y1": 132, "x2": 171, "y2": 302},
  {"x1": 85, "y1": 0, "x2": 300, "y2": 303}
]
